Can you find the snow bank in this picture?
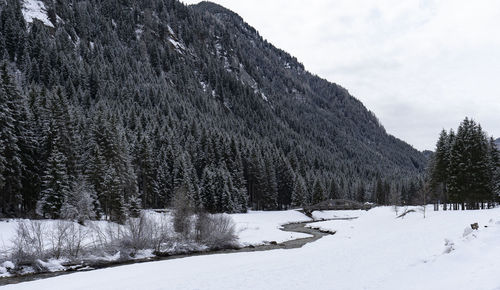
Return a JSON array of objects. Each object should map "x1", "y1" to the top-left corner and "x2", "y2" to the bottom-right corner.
[
  {"x1": 310, "y1": 209, "x2": 364, "y2": 220},
  {"x1": 229, "y1": 210, "x2": 312, "y2": 245},
  {"x1": 35, "y1": 259, "x2": 67, "y2": 272},
  {"x1": 0, "y1": 220, "x2": 17, "y2": 251}
]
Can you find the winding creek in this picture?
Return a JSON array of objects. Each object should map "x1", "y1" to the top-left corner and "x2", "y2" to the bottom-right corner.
[{"x1": 0, "y1": 217, "x2": 356, "y2": 286}]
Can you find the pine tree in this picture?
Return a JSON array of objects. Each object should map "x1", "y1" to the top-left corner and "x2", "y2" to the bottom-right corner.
[
  {"x1": 356, "y1": 181, "x2": 366, "y2": 203},
  {"x1": 246, "y1": 150, "x2": 265, "y2": 209},
  {"x1": 291, "y1": 175, "x2": 307, "y2": 207},
  {"x1": 103, "y1": 165, "x2": 126, "y2": 222},
  {"x1": 227, "y1": 138, "x2": 247, "y2": 212},
  {"x1": 312, "y1": 178, "x2": 325, "y2": 204},
  {"x1": 134, "y1": 136, "x2": 156, "y2": 208},
  {"x1": 87, "y1": 142, "x2": 106, "y2": 218},
  {"x1": 213, "y1": 166, "x2": 233, "y2": 213},
  {"x1": 374, "y1": 176, "x2": 385, "y2": 205},
  {"x1": 276, "y1": 157, "x2": 294, "y2": 209},
  {"x1": 328, "y1": 179, "x2": 340, "y2": 200},
  {"x1": 37, "y1": 142, "x2": 70, "y2": 219},
  {"x1": 153, "y1": 147, "x2": 172, "y2": 208},
  {"x1": 262, "y1": 156, "x2": 278, "y2": 210},
  {"x1": 430, "y1": 129, "x2": 450, "y2": 197},
  {"x1": 200, "y1": 167, "x2": 216, "y2": 212},
  {"x1": 19, "y1": 90, "x2": 40, "y2": 215},
  {"x1": 488, "y1": 137, "x2": 500, "y2": 202},
  {"x1": 0, "y1": 65, "x2": 24, "y2": 216}
]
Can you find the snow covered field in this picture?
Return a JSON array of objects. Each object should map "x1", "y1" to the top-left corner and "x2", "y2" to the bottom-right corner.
[
  {"x1": 230, "y1": 210, "x2": 313, "y2": 245},
  {"x1": 230, "y1": 209, "x2": 360, "y2": 245},
  {"x1": 3, "y1": 206, "x2": 499, "y2": 289}
]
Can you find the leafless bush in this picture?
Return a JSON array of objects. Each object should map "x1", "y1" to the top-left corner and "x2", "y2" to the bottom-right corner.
[
  {"x1": 8, "y1": 209, "x2": 234, "y2": 267},
  {"x1": 10, "y1": 220, "x2": 91, "y2": 264},
  {"x1": 87, "y1": 221, "x2": 123, "y2": 255},
  {"x1": 121, "y1": 213, "x2": 155, "y2": 250},
  {"x1": 149, "y1": 214, "x2": 171, "y2": 252},
  {"x1": 10, "y1": 220, "x2": 46, "y2": 264},
  {"x1": 87, "y1": 213, "x2": 172, "y2": 256},
  {"x1": 49, "y1": 221, "x2": 72, "y2": 259},
  {"x1": 63, "y1": 222, "x2": 89, "y2": 259},
  {"x1": 121, "y1": 213, "x2": 172, "y2": 253},
  {"x1": 195, "y1": 213, "x2": 238, "y2": 249}
]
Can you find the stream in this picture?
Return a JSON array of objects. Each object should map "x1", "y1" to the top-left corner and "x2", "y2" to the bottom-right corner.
[{"x1": 0, "y1": 217, "x2": 355, "y2": 286}]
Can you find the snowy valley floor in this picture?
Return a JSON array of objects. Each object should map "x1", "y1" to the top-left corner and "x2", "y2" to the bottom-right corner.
[{"x1": 2, "y1": 206, "x2": 500, "y2": 290}]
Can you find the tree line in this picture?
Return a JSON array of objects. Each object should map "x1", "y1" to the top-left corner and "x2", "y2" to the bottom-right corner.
[{"x1": 429, "y1": 118, "x2": 500, "y2": 210}]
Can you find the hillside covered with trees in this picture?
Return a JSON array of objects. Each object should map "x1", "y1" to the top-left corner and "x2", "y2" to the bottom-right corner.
[{"x1": 0, "y1": 0, "x2": 426, "y2": 221}]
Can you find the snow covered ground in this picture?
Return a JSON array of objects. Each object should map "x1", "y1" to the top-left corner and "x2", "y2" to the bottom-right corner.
[
  {"x1": 3, "y1": 206, "x2": 499, "y2": 289},
  {"x1": 0, "y1": 209, "x2": 353, "y2": 253},
  {"x1": 230, "y1": 210, "x2": 313, "y2": 245},
  {"x1": 230, "y1": 209, "x2": 363, "y2": 245},
  {"x1": 231, "y1": 211, "x2": 311, "y2": 246}
]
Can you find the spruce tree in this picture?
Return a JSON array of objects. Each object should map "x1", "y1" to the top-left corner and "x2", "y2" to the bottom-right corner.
[
  {"x1": 134, "y1": 136, "x2": 156, "y2": 208},
  {"x1": 291, "y1": 175, "x2": 307, "y2": 207},
  {"x1": 312, "y1": 178, "x2": 325, "y2": 204},
  {"x1": 37, "y1": 141, "x2": 70, "y2": 219},
  {"x1": 488, "y1": 137, "x2": 500, "y2": 202},
  {"x1": 0, "y1": 65, "x2": 24, "y2": 216},
  {"x1": 430, "y1": 130, "x2": 450, "y2": 196},
  {"x1": 277, "y1": 157, "x2": 294, "y2": 209}
]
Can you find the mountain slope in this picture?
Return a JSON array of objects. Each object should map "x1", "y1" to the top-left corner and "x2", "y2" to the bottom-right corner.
[
  {"x1": 0, "y1": 0, "x2": 424, "y2": 218},
  {"x1": 191, "y1": 2, "x2": 425, "y2": 170}
]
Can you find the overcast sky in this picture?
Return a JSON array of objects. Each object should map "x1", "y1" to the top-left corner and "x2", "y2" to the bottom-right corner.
[{"x1": 183, "y1": 0, "x2": 500, "y2": 151}]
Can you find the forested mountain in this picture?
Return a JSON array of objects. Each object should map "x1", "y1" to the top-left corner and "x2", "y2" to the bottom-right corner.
[
  {"x1": 0, "y1": 0, "x2": 425, "y2": 220},
  {"x1": 495, "y1": 138, "x2": 500, "y2": 149}
]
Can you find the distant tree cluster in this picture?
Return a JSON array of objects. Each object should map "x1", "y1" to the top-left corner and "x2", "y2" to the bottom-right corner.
[
  {"x1": 429, "y1": 118, "x2": 500, "y2": 210},
  {"x1": 0, "y1": 0, "x2": 426, "y2": 221}
]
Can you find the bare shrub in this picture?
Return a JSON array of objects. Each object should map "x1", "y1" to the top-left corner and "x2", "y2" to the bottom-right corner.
[
  {"x1": 49, "y1": 221, "x2": 72, "y2": 259},
  {"x1": 149, "y1": 214, "x2": 171, "y2": 252},
  {"x1": 120, "y1": 212, "x2": 172, "y2": 253},
  {"x1": 63, "y1": 222, "x2": 89, "y2": 259},
  {"x1": 10, "y1": 220, "x2": 46, "y2": 264},
  {"x1": 87, "y1": 221, "x2": 123, "y2": 255},
  {"x1": 195, "y1": 213, "x2": 238, "y2": 249},
  {"x1": 121, "y1": 213, "x2": 155, "y2": 250}
]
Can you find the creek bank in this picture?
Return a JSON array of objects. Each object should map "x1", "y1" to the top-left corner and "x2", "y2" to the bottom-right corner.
[{"x1": 0, "y1": 217, "x2": 356, "y2": 286}]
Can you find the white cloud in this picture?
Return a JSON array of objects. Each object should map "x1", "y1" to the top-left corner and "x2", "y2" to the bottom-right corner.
[{"x1": 183, "y1": 0, "x2": 500, "y2": 150}]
